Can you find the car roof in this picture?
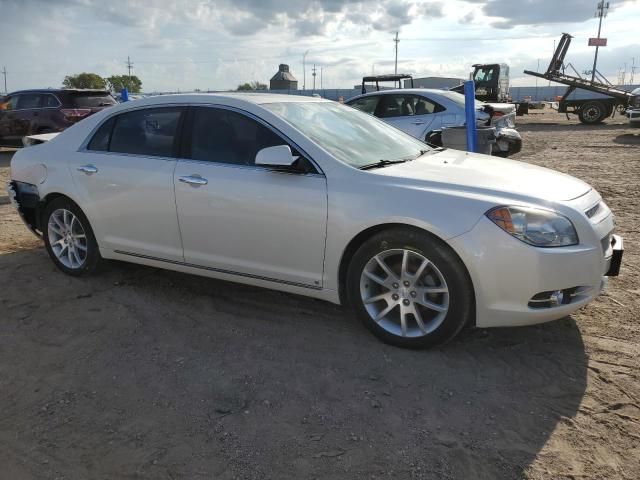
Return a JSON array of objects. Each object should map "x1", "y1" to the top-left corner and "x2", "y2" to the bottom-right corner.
[
  {"x1": 112, "y1": 92, "x2": 330, "y2": 108},
  {"x1": 348, "y1": 88, "x2": 461, "y2": 101},
  {"x1": 8, "y1": 88, "x2": 111, "y2": 95}
]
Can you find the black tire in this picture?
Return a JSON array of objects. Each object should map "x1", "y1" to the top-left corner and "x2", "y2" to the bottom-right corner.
[
  {"x1": 42, "y1": 197, "x2": 102, "y2": 276},
  {"x1": 578, "y1": 101, "x2": 607, "y2": 124},
  {"x1": 346, "y1": 228, "x2": 474, "y2": 349}
]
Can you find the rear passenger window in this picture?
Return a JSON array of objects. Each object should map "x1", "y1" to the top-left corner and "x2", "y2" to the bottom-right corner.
[
  {"x1": 190, "y1": 107, "x2": 285, "y2": 166},
  {"x1": 16, "y1": 94, "x2": 42, "y2": 110},
  {"x1": 109, "y1": 108, "x2": 182, "y2": 158},
  {"x1": 44, "y1": 95, "x2": 60, "y2": 108},
  {"x1": 87, "y1": 117, "x2": 115, "y2": 151}
]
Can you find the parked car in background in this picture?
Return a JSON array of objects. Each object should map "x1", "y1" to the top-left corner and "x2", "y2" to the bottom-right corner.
[
  {"x1": 0, "y1": 89, "x2": 116, "y2": 147},
  {"x1": 627, "y1": 87, "x2": 640, "y2": 127},
  {"x1": 346, "y1": 89, "x2": 522, "y2": 157},
  {"x1": 9, "y1": 93, "x2": 621, "y2": 349}
]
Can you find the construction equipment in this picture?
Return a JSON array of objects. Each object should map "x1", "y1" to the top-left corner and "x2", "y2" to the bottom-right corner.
[
  {"x1": 361, "y1": 74, "x2": 414, "y2": 94},
  {"x1": 451, "y1": 64, "x2": 511, "y2": 103},
  {"x1": 524, "y1": 33, "x2": 640, "y2": 124}
]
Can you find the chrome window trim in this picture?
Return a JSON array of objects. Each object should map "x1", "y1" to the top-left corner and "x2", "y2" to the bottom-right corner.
[
  {"x1": 78, "y1": 104, "x2": 185, "y2": 155},
  {"x1": 78, "y1": 150, "x2": 178, "y2": 163},
  {"x1": 79, "y1": 102, "x2": 325, "y2": 176},
  {"x1": 188, "y1": 103, "x2": 324, "y2": 176},
  {"x1": 177, "y1": 157, "x2": 325, "y2": 178}
]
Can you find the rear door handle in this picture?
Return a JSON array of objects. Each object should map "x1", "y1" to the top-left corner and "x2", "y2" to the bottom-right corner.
[
  {"x1": 77, "y1": 164, "x2": 98, "y2": 174},
  {"x1": 179, "y1": 175, "x2": 208, "y2": 186},
  {"x1": 411, "y1": 120, "x2": 425, "y2": 125}
]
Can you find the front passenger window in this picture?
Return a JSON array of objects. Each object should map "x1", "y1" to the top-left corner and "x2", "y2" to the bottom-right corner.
[
  {"x1": 16, "y1": 94, "x2": 42, "y2": 110},
  {"x1": 190, "y1": 108, "x2": 286, "y2": 166}
]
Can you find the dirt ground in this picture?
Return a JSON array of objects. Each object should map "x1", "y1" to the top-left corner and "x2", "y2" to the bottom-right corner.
[{"x1": 0, "y1": 112, "x2": 638, "y2": 479}]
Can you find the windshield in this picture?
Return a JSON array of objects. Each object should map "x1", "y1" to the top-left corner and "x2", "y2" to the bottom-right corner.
[{"x1": 263, "y1": 101, "x2": 429, "y2": 168}]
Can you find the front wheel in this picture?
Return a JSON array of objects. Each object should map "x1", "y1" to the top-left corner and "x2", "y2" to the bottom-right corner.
[
  {"x1": 43, "y1": 197, "x2": 102, "y2": 276},
  {"x1": 346, "y1": 228, "x2": 474, "y2": 349}
]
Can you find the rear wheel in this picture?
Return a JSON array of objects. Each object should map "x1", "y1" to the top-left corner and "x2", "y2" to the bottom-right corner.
[
  {"x1": 347, "y1": 228, "x2": 474, "y2": 349},
  {"x1": 578, "y1": 101, "x2": 607, "y2": 124},
  {"x1": 43, "y1": 197, "x2": 101, "y2": 276}
]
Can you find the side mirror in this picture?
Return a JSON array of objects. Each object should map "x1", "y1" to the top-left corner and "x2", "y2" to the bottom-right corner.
[{"x1": 255, "y1": 145, "x2": 298, "y2": 168}]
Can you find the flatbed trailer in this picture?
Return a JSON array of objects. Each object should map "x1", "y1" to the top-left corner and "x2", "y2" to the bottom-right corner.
[{"x1": 524, "y1": 33, "x2": 639, "y2": 124}]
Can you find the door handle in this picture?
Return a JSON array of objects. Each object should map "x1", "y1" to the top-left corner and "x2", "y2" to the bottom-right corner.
[
  {"x1": 77, "y1": 164, "x2": 98, "y2": 175},
  {"x1": 179, "y1": 175, "x2": 208, "y2": 186},
  {"x1": 411, "y1": 120, "x2": 425, "y2": 125}
]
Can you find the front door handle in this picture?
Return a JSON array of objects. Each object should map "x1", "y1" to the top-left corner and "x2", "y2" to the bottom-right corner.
[
  {"x1": 411, "y1": 120, "x2": 425, "y2": 125},
  {"x1": 77, "y1": 164, "x2": 98, "y2": 175},
  {"x1": 179, "y1": 175, "x2": 208, "y2": 186}
]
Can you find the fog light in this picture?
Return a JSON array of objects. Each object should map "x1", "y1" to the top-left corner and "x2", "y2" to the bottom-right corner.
[{"x1": 549, "y1": 290, "x2": 564, "y2": 307}]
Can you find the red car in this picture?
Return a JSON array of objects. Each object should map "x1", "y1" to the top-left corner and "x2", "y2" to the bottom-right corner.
[{"x1": 0, "y1": 89, "x2": 116, "y2": 147}]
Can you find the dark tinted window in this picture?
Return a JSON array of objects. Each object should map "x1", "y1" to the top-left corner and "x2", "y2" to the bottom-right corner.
[
  {"x1": 376, "y1": 94, "x2": 442, "y2": 118},
  {"x1": 44, "y1": 94, "x2": 60, "y2": 108},
  {"x1": 190, "y1": 107, "x2": 284, "y2": 166},
  {"x1": 0, "y1": 96, "x2": 17, "y2": 111},
  {"x1": 16, "y1": 94, "x2": 42, "y2": 110},
  {"x1": 109, "y1": 108, "x2": 182, "y2": 157},
  {"x1": 69, "y1": 92, "x2": 116, "y2": 108},
  {"x1": 87, "y1": 117, "x2": 115, "y2": 151},
  {"x1": 348, "y1": 96, "x2": 379, "y2": 115}
]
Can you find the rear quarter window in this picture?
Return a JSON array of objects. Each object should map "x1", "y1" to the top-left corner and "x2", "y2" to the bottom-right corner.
[
  {"x1": 68, "y1": 93, "x2": 116, "y2": 108},
  {"x1": 87, "y1": 117, "x2": 116, "y2": 151}
]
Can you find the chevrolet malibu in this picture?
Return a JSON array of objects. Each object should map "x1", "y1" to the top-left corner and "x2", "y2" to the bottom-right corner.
[{"x1": 8, "y1": 94, "x2": 622, "y2": 348}]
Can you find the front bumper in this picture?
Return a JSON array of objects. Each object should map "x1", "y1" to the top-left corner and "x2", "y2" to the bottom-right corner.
[
  {"x1": 449, "y1": 214, "x2": 621, "y2": 328},
  {"x1": 493, "y1": 127, "x2": 522, "y2": 155}
]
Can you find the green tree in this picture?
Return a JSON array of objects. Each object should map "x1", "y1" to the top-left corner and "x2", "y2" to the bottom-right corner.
[
  {"x1": 62, "y1": 72, "x2": 107, "y2": 89},
  {"x1": 106, "y1": 75, "x2": 142, "y2": 93},
  {"x1": 236, "y1": 81, "x2": 267, "y2": 91}
]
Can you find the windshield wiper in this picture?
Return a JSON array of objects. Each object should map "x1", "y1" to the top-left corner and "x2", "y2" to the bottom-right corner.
[{"x1": 359, "y1": 159, "x2": 410, "y2": 170}]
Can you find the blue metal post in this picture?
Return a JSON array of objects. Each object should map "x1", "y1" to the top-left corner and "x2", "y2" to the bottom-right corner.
[{"x1": 464, "y1": 80, "x2": 477, "y2": 152}]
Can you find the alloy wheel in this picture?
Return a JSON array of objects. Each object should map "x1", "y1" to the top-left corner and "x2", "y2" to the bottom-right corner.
[
  {"x1": 359, "y1": 248, "x2": 449, "y2": 338},
  {"x1": 47, "y1": 208, "x2": 88, "y2": 269}
]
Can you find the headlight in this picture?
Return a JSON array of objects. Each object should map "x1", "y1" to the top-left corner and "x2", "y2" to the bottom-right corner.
[{"x1": 486, "y1": 206, "x2": 578, "y2": 247}]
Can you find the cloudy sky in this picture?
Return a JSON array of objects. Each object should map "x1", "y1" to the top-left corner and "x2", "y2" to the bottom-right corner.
[{"x1": 1, "y1": 0, "x2": 639, "y2": 92}]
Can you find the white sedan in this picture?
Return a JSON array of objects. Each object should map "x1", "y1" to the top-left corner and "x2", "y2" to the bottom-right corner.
[
  {"x1": 345, "y1": 89, "x2": 522, "y2": 156},
  {"x1": 8, "y1": 93, "x2": 622, "y2": 348}
]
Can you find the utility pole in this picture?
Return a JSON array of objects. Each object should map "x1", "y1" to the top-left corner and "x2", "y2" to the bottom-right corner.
[
  {"x1": 312, "y1": 64, "x2": 317, "y2": 92},
  {"x1": 591, "y1": 1, "x2": 609, "y2": 83},
  {"x1": 126, "y1": 55, "x2": 134, "y2": 80},
  {"x1": 393, "y1": 31, "x2": 400, "y2": 87},
  {"x1": 630, "y1": 57, "x2": 636, "y2": 85},
  {"x1": 320, "y1": 67, "x2": 323, "y2": 90},
  {"x1": 302, "y1": 50, "x2": 309, "y2": 91},
  {"x1": 535, "y1": 58, "x2": 540, "y2": 100},
  {"x1": 1, "y1": 66, "x2": 6, "y2": 94}
]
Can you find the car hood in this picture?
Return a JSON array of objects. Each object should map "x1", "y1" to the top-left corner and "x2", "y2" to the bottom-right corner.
[{"x1": 373, "y1": 149, "x2": 591, "y2": 202}]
